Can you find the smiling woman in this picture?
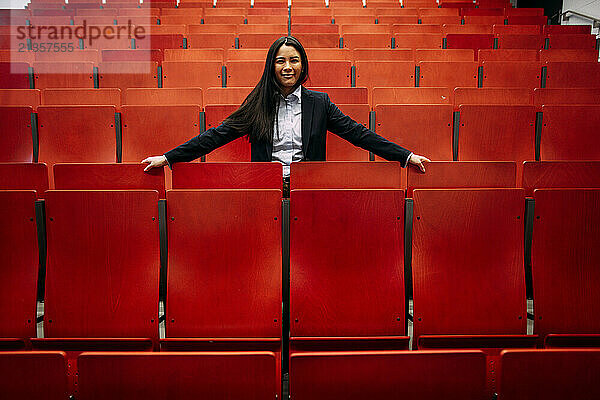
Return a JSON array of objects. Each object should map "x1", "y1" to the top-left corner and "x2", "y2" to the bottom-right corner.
[
  {"x1": 142, "y1": 36, "x2": 430, "y2": 182},
  {"x1": 274, "y1": 45, "x2": 302, "y2": 96}
]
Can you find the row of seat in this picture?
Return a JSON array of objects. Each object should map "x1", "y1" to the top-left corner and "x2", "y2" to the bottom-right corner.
[
  {"x1": 4, "y1": 47, "x2": 598, "y2": 65},
  {"x1": 12, "y1": 4, "x2": 541, "y2": 17},
  {"x1": 3, "y1": 22, "x2": 593, "y2": 36},
  {"x1": 6, "y1": 86, "x2": 599, "y2": 109},
  {"x1": 5, "y1": 31, "x2": 597, "y2": 50},
  {"x1": 4, "y1": 160, "x2": 600, "y2": 195},
  {"x1": 3, "y1": 60, "x2": 599, "y2": 91},
  {"x1": 2, "y1": 350, "x2": 598, "y2": 399},
  {"x1": 7, "y1": 14, "x2": 555, "y2": 25},
  {"x1": 2, "y1": 180, "x2": 599, "y2": 392},
  {"x1": 3, "y1": 102, "x2": 599, "y2": 166}
]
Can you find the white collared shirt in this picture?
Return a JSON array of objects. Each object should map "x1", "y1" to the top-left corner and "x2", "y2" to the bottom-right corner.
[{"x1": 272, "y1": 85, "x2": 303, "y2": 178}]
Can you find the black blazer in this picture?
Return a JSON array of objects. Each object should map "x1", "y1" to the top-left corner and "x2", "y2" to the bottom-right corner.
[{"x1": 164, "y1": 87, "x2": 412, "y2": 166}]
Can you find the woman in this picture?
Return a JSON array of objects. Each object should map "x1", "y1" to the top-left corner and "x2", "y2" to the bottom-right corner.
[{"x1": 142, "y1": 36, "x2": 430, "y2": 178}]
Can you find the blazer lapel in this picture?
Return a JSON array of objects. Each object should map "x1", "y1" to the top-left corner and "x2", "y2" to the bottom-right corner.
[{"x1": 301, "y1": 86, "x2": 314, "y2": 157}]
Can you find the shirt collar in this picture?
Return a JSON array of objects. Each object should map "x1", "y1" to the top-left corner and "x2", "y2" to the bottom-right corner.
[{"x1": 281, "y1": 85, "x2": 302, "y2": 103}]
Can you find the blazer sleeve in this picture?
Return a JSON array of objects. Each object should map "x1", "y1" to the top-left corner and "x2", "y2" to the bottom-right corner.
[
  {"x1": 163, "y1": 122, "x2": 245, "y2": 166},
  {"x1": 324, "y1": 94, "x2": 412, "y2": 167}
]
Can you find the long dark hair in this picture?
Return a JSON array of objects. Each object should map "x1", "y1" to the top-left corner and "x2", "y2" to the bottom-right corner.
[{"x1": 222, "y1": 36, "x2": 309, "y2": 143}]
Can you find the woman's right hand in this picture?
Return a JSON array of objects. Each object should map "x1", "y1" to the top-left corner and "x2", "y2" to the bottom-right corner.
[{"x1": 141, "y1": 155, "x2": 168, "y2": 172}]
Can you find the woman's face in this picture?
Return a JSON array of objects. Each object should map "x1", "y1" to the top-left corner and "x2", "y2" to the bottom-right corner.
[{"x1": 274, "y1": 44, "x2": 302, "y2": 95}]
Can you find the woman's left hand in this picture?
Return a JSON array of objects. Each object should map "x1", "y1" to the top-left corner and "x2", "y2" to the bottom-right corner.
[{"x1": 408, "y1": 154, "x2": 431, "y2": 173}]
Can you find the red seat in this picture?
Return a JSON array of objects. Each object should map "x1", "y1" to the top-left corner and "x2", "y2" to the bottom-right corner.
[
  {"x1": 412, "y1": 188, "x2": 534, "y2": 393},
  {"x1": 226, "y1": 49, "x2": 269, "y2": 61},
  {"x1": 379, "y1": 15, "x2": 420, "y2": 24},
  {"x1": 188, "y1": 24, "x2": 237, "y2": 34},
  {"x1": 29, "y1": 16, "x2": 73, "y2": 26},
  {"x1": 162, "y1": 61, "x2": 223, "y2": 91},
  {"x1": 375, "y1": 104, "x2": 453, "y2": 161},
  {"x1": 419, "y1": 7, "x2": 460, "y2": 16},
  {"x1": 415, "y1": 49, "x2": 474, "y2": 61},
  {"x1": 493, "y1": 24, "x2": 541, "y2": 35},
  {"x1": 203, "y1": 104, "x2": 249, "y2": 162},
  {"x1": 342, "y1": 33, "x2": 392, "y2": 50},
  {"x1": 33, "y1": 62, "x2": 95, "y2": 89},
  {"x1": 0, "y1": 352, "x2": 68, "y2": 398},
  {"x1": 33, "y1": 190, "x2": 159, "y2": 389},
  {"x1": 333, "y1": 16, "x2": 376, "y2": 25},
  {"x1": 0, "y1": 191, "x2": 39, "y2": 346},
  {"x1": 522, "y1": 161, "x2": 600, "y2": 197},
  {"x1": 53, "y1": 163, "x2": 166, "y2": 198},
  {"x1": 0, "y1": 106, "x2": 34, "y2": 162},
  {"x1": 124, "y1": 88, "x2": 202, "y2": 106},
  {"x1": 78, "y1": 352, "x2": 279, "y2": 399},
  {"x1": 496, "y1": 34, "x2": 545, "y2": 49},
  {"x1": 307, "y1": 87, "x2": 368, "y2": 104},
  {"x1": 539, "y1": 49, "x2": 599, "y2": 62},
  {"x1": 237, "y1": 24, "x2": 288, "y2": 34},
  {"x1": 42, "y1": 88, "x2": 121, "y2": 107},
  {"x1": 157, "y1": 15, "x2": 202, "y2": 25},
  {"x1": 499, "y1": 349, "x2": 600, "y2": 399},
  {"x1": 165, "y1": 48, "x2": 224, "y2": 62},
  {"x1": 392, "y1": 24, "x2": 441, "y2": 34},
  {"x1": 478, "y1": 49, "x2": 538, "y2": 61},
  {"x1": 533, "y1": 88, "x2": 600, "y2": 106},
  {"x1": 454, "y1": 88, "x2": 533, "y2": 106},
  {"x1": 406, "y1": 161, "x2": 516, "y2": 196},
  {"x1": 238, "y1": 33, "x2": 289, "y2": 48},
  {"x1": 544, "y1": 62, "x2": 600, "y2": 88},
  {"x1": 481, "y1": 61, "x2": 542, "y2": 89},
  {"x1": 463, "y1": 16, "x2": 505, "y2": 25},
  {"x1": 171, "y1": 162, "x2": 282, "y2": 189},
  {"x1": 225, "y1": 60, "x2": 264, "y2": 87},
  {"x1": 98, "y1": 62, "x2": 158, "y2": 91},
  {"x1": 0, "y1": 163, "x2": 49, "y2": 196},
  {"x1": 37, "y1": 105, "x2": 117, "y2": 171},
  {"x1": 506, "y1": 15, "x2": 547, "y2": 25},
  {"x1": 0, "y1": 50, "x2": 34, "y2": 63},
  {"x1": 0, "y1": 62, "x2": 30, "y2": 89},
  {"x1": 356, "y1": 61, "x2": 415, "y2": 102},
  {"x1": 204, "y1": 87, "x2": 251, "y2": 105},
  {"x1": 135, "y1": 34, "x2": 184, "y2": 50},
  {"x1": 290, "y1": 350, "x2": 487, "y2": 400},
  {"x1": 35, "y1": 49, "x2": 100, "y2": 64},
  {"x1": 305, "y1": 61, "x2": 352, "y2": 87},
  {"x1": 543, "y1": 25, "x2": 592, "y2": 35},
  {"x1": 293, "y1": 33, "x2": 340, "y2": 48},
  {"x1": 186, "y1": 33, "x2": 236, "y2": 49},
  {"x1": 457, "y1": 105, "x2": 536, "y2": 177},
  {"x1": 418, "y1": 61, "x2": 479, "y2": 88},
  {"x1": 505, "y1": 8, "x2": 544, "y2": 16},
  {"x1": 101, "y1": 49, "x2": 163, "y2": 63},
  {"x1": 72, "y1": 15, "x2": 117, "y2": 25},
  {"x1": 326, "y1": 104, "x2": 371, "y2": 161},
  {"x1": 353, "y1": 48, "x2": 413, "y2": 61},
  {"x1": 290, "y1": 162, "x2": 403, "y2": 190},
  {"x1": 290, "y1": 188, "x2": 409, "y2": 351},
  {"x1": 200, "y1": 15, "x2": 245, "y2": 24},
  {"x1": 163, "y1": 189, "x2": 281, "y2": 377},
  {"x1": 120, "y1": 105, "x2": 201, "y2": 162},
  {"x1": 445, "y1": 34, "x2": 495, "y2": 60},
  {"x1": 373, "y1": 87, "x2": 451, "y2": 106},
  {"x1": 393, "y1": 33, "x2": 443, "y2": 50},
  {"x1": 78, "y1": 32, "x2": 133, "y2": 50},
  {"x1": 419, "y1": 15, "x2": 462, "y2": 25},
  {"x1": 547, "y1": 34, "x2": 598, "y2": 49},
  {"x1": 442, "y1": 23, "x2": 493, "y2": 35},
  {"x1": 540, "y1": 105, "x2": 600, "y2": 161}
]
